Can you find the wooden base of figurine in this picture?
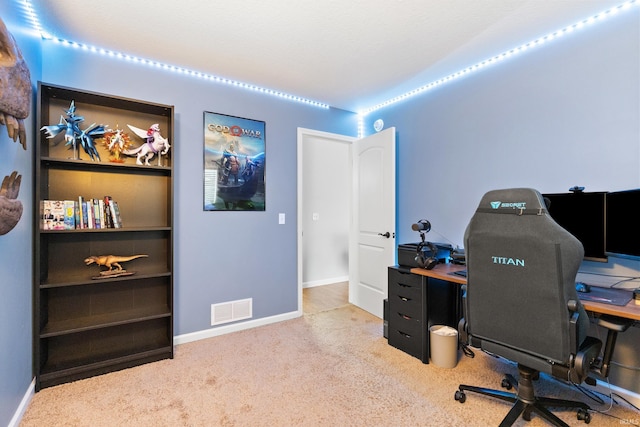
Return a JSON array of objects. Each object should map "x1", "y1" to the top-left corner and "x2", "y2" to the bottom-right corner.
[{"x1": 92, "y1": 270, "x2": 136, "y2": 279}]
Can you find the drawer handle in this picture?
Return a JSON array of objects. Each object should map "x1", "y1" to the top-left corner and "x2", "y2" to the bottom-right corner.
[
  {"x1": 398, "y1": 295, "x2": 411, "y2": 302},
  {"x1": 398, "y1": 283, "x2": 412, "y2": 288},
  {"x1": 397, "y1": 312, "x2": 413, "y2": 320},
  {"x1": 397, "y1": 330, "x2": 412, "y2": 338}
]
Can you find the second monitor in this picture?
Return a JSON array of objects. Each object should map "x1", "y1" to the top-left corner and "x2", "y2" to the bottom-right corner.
[{"x1": 543, "y1": 191, "x2": 607, "y2": 262}]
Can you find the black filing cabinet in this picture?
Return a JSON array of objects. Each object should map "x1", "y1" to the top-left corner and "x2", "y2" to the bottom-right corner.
[{"x1": 387, "y1": 266, "x2": 459, "y2": 363}]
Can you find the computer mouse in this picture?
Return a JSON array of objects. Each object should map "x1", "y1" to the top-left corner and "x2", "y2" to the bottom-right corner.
[{"x1": 575, "y1": 282, "x2": 591, "y2": 293}]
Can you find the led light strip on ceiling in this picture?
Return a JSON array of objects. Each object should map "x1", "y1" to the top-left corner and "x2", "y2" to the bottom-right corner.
[
  {"x1": 18, "y1": 0, "x2": 638, "y2": 114},
  {"x1": 16, "y1": 0, "x2": 330, "y2": 109},
  {"x1": 360, "y1": 0, "x2": 638, "y2": 115}
]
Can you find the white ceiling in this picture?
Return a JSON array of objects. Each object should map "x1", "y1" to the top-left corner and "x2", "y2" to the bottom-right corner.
[{"x1": 30, "y1": 0, "x2": 628, "y2": 112}]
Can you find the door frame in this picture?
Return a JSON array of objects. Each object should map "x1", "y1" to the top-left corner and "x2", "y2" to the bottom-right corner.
[{"x1": 297, "y1": 128, "x2": 356, "y2": 313}]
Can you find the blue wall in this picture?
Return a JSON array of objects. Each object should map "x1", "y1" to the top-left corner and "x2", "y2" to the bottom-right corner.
[
  {"x1": 0, "y1": 5, "x2": 40, "y2": 426},
  {"x1": 40, "y1": 43, "x2": 358, "y2": 336},
  {"x1": 365, "y1": 8, "x2": 639, "y2": 250}
]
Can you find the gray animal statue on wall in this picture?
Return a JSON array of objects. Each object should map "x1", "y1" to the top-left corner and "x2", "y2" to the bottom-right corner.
[
  {"x1": 0, "y1": 171, "x2": 22, "y2": 235},
  {"x1": 0, "y1": 17, "x2": 31, "y2": 150}
]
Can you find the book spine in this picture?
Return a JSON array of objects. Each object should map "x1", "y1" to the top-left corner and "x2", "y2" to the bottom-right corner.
[
  {"x1": 63, "y1": 200, "x2": 76, "y2": 230},
  {"x1": 93, "y1": 199, "x2": 101, "y2": 229},
  {"x1": 51, "y1": 200, "x2": 65, "y2": 230},
  {"x1": 78, "y1": 196, "x2": 85, "y2": 229},
  {"x1": 103, "y1": 197, "x2": 113, "y2": 228},
  {"x1": 106, "y1": 196, "x2": 120, "y2": 228},
  {"x1": 112, "y1": 200, "x2": 122, "y2": 228},
  {"x1": 81, "y1": 200, "x2": 88, "y2": 229},
  {"x1": 41, "y1": 200, "x2": 51, "y2": 230},
  {"x1": 74, "y1": 202, "x2": 80, "y2": 229},
  {"x1": 86, "y1": 200, "x2": 94, "y2": 229},
  {"x1": 100, "y1": 198, "x2": 111, "y2": 228}
]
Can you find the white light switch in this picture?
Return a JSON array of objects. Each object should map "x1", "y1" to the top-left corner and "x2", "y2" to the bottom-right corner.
[
  {"x1": 312, "y1": 213, "x2": 319, "y2": 221},
  {"x1": 279, "y1": 213, "x2": 285, "y2": 224}
]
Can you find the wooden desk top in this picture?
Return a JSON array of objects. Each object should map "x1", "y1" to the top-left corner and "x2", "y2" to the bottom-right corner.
[
  {"x1": 409, "y1": 263, "x2": 467, "y2": 285},
  {"x1": 407, "y1": 263, "x2": 640, "y2": 322},
  {"x1": 580, "y1": 299, "x2": 640, "y2": 321}
]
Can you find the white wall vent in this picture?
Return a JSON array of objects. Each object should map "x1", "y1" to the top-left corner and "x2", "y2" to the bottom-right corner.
[{"x1": 211, "y1": 298, "x2": 253, "y2": 326}]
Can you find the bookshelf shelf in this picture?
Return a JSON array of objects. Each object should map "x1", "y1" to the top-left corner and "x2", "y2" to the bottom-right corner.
[
  {"x1": 41, "y1": 156, "x2": 172, "y2": 174},
  {"x1": 39, "y1": 226, "x2": 172, "y2": 234},
  {"x1": 40, "y1": 306, "x2": 172, "y2": 338},
  {"x1": 34, "y1": 82, "x2": 174, "y2": 390},
  {"x1": 39, "y1": 346, "x2": 173, "y2": 386},
  {"x1": 39, "y1": 271, "x2": 172, "y2": 289}
]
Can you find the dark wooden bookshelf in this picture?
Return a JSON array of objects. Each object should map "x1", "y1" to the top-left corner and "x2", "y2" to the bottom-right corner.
[{"x1": 34, "y1": 82, "x2": 174, "y2": 390}]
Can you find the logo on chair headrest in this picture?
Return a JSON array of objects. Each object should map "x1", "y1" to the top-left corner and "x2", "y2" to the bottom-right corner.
[
  {"x1": 492, "y1": 256, "x2": 525, "y2": 267},
  {"x1": 490, "y1": 201, "x2": 527, "y2": 210}
]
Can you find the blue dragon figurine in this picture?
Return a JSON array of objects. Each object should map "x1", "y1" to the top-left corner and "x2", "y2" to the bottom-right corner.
[{"x1": 41, "y1": 101, "x2": 106, "y2": 161}]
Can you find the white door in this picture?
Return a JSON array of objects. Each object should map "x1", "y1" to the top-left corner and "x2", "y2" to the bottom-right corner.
[{"x1": 349, "y1": 127, "x2": 396, "y2": 318}]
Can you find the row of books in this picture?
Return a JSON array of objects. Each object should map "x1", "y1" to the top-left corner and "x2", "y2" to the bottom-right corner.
[{"x1": 41, "y1": 196, "x2": 122, "y2": 230}]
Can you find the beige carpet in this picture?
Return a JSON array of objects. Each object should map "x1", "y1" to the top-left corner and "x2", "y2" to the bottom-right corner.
[{"x1": 21, "y1": 304, "x2": 639, "y2": 426}]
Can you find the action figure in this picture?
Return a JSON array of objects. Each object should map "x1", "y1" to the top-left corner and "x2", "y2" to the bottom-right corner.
[
  {"x1": 84, "y1": 254, "x2": 148, "y2": 278},
  {"x1": 41, "y1": 100, "x2": 106, "y2": 161},
  {"x1": 102, "y1": 127, "x2": 132, "y2": 163},
  {"x1": 122, "y1": 123, "x2": 170, "y2": 166}
]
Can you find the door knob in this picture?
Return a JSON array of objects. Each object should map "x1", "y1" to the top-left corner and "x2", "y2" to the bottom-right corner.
[{"x1": 378, "y1": 232, "x2": 391, "y2": 238}]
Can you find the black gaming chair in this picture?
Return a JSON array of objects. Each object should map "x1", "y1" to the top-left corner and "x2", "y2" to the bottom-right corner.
[{"x1": 455, "y1": 188, "x2": 631, "y2": 427}]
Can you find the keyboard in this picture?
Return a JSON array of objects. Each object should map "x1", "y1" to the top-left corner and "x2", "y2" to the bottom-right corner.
[{"x1": 452, "y1": 269, "x2": 467, "y2": 278}]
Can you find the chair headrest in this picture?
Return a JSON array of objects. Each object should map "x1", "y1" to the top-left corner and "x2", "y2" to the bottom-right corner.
[{"x1": 476, "y1": 188, "x2": 547, "y2": 215}]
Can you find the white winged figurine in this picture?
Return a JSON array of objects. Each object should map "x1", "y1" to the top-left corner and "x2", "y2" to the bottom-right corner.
[{"x1": 122, "y1": 123, "x2": 170, "y2": 166}]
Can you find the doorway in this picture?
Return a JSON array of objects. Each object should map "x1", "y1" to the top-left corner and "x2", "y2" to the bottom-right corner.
[
  {"x1": 297, "y1": 128, "x2": 355, "y2": 313},
  {"x1": 303, "y1": 281, "x2": 349, "y2": 314},
  {"x1": 297, "y1": 127, "x2": 396, "y2": 318}
]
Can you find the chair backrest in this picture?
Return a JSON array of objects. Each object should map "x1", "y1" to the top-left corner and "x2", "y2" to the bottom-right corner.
[{"x1": 463, "y1": 188, "x2": 589, "y2": 370}]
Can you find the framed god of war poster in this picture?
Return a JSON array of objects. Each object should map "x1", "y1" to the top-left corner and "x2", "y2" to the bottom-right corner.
[{"x1": 203, "y1": 111, "x2": 266, "y2": 211}]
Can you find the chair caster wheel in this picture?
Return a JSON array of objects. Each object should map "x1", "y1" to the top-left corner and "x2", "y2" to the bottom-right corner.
[
  {"x1": 577, "y1": 408, "x2": 591, "y2": 424},
  {"x1": 454, "y1": 390, "x2": 466, "y2": 403},
  {"x1": 501, "y1": 377, "x2": 512, "y2": 390}
]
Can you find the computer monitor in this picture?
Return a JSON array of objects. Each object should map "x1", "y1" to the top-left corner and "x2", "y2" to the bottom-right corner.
[
  {"x1": 542, "y1": 191, "x2": 607, "y2": 262},
  {"x1": 605, "y1": 189, "x2": 640, "y2": 260}
]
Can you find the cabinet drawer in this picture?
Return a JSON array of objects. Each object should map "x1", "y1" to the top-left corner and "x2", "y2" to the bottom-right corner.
[
  {"x1": 388, "y1": 294, "x2": 422, "y2": 320},
  {"x1": 389, "y1": 267, "x2": 422, "y2": 287},
  {"x1": 389, "y1": 310, "x2": 422, "y2": 335},
  {"x1": 389, "y1": 281, "x2": 423, "y2": 304},
  {"x1": 389, "y1": 270, "x2": 423, "y2": 300},
  {"x1": 388, "y1": 327, "x2": 427, "y2": 362}
]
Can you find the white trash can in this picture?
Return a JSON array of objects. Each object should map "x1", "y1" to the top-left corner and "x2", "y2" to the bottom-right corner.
[{"x1": 429, "y1": 325, "x2": 459, "y2": 368}]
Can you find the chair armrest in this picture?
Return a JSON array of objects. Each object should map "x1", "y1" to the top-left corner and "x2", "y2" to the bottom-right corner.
[
  {"x1": 568, "y1": 300, "x2": 579, "y2": 354},
  {"x1": 597, "y1": 314, "x2": 633, "y2": 333},
  {"x1": 458, "y1": 285, "x2": 468, "y2": 343},
  {"x1": 594, "y1": 315, "x2": 633, "y2": 378}
]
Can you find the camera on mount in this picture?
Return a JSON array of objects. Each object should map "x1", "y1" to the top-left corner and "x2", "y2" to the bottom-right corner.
[
  {"x1": 411, "y1": 219, "x2": 431, "y2": 232},
  {"x1": 397, "y1": 219, "x2": 454, "y2": 269}
]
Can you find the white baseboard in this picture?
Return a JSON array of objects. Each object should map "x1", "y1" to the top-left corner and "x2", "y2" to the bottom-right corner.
[
  {"x1": 589, "y1": 379, "x2": 640, "y2": 410},
  {"x1": 174, "y1": 310, "x2": 301, "y2": 345},
  {"x1": 9, "y1": 378, "x2": 34, "y2": 427},
  {"x1": 303, "y1": 276, "x2": 348, "y2": 289}
]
